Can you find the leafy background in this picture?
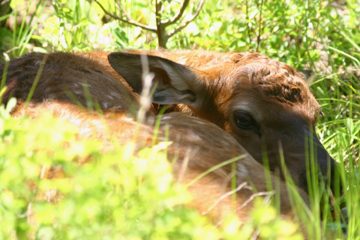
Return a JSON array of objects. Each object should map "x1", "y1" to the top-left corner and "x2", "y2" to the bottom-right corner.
[{"x1": 0, "y1": 0, "x2": 359, "y2": 239}]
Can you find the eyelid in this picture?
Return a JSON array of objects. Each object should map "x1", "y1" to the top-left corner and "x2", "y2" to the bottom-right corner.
[
  {"x1": 232, "y1": 102, "x2": 261, "y2": 122},
  {"x1": 233, "y1": 110, "x2": 260, "y2": 131},
  {"x1": 233, "y1": 110, "x2": 256, "y2": 122}
]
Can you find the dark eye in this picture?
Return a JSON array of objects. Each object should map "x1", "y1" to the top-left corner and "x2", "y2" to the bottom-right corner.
[{"x1": 233, "y1": 110, "x2": 261, "y2": 135}]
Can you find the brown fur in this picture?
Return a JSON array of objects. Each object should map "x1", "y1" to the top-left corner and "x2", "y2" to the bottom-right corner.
[
  {"x1": 1, "y1": 50, "x2": 337, "y2": 191},
  {"x1": 13, "y1": 101, "x2": 307, "y2": 223},
  {"x1": 2, "y1": 52, "x2": 141, "y2": 114},
  {"x1": 106, "y1": 49, "x2": 336, "y2": 191},
  {"x1": 0, "y1": 50, "x2": 336, "y2": 221}
]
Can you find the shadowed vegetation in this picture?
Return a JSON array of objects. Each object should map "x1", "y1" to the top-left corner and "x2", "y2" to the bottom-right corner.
[{"x1": 0, "y1": 0, "x2": 359, "y2": 239}]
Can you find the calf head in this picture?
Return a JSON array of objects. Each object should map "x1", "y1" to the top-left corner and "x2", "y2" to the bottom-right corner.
[{"x1": 109, "y1": 51, "x2": 338, "y2": 192}]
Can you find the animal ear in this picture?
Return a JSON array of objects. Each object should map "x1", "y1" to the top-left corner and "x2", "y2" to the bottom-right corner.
[{"x1": 108, "y1": 52, "x2": 207, "y2": 108}]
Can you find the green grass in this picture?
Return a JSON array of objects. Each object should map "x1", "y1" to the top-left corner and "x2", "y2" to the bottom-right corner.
[
  {"x1": 0, "y1": 100, "x2": 305, "y2": 240},
  {"x1": 0, "y1": 0, "x2": 359, "y2": 239}
]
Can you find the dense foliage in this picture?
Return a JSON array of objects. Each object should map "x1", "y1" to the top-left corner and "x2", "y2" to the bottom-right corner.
[{"x1": 0, "y1": 0, "x2": 359, "y2": 239}]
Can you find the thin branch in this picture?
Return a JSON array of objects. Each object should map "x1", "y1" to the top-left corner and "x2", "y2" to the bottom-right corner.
[
  {"x1": 163, "y1": 0, "x2": 190, "y2": 27},
  {"x1": 155, "y1": 0, "x2": 162, "y2": 28},
  {"x1": 168, "y1": 0, "x2": 205, "y2": 38},
  {"x1": 155, "y1": 0, "x2": 167, "y2": 48},
  {"x1": 115, "y1": 0, "x2": 122, "y2": 18},
  {"x1": 256, "y1": 0, "x2": 265, "y2": 51},
  {"x1": 94, "y1": 0, "x2": 156, "y2": 32},
  {"x1": 202, "y1": 182, "x2": 249, "y2": 215},
  {"x1": 245, "y1": 0, "x2": 252, "y2": 44},
  {"x1": 238, "y1": 191, "x2": 275, "y2": 210}
]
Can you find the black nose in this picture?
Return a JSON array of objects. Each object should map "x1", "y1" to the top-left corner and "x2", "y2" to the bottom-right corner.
[
  {"x1": 317, "y1": 145, "x2": 342, "y2": 194},
  {"x1": 299, "y1": 162, "x2": 341, "y2": 194},
  {"x1": 301, "y1": 142, "x2": 342, "y2": 195},
  {"x1": 299, "y1": 131, "x2": 343, "y2": 195}
]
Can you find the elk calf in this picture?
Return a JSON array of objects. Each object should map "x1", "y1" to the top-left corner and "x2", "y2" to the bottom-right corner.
[
  {"x1": 1, "y1": 50, "x2": 338, "y2": 196},
  {"x1": 13, "y1": 101, "x2": 307, "y2": 222},
  {"x1": 108, "y1": 50, "x2": 339, "y2": 192}
]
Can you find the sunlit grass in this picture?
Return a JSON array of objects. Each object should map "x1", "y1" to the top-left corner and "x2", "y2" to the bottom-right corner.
[
  {"x1": 0, "y1": 0, "x2": 359, "y2": 238},
  {"x1": 0, "y1": 99, "x2": 307, "y2": 239}
]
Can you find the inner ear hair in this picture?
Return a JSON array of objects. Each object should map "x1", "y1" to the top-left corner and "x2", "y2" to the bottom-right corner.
[{"x1": 108, "y1": 51, "x2": 208, "y2": 108}]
